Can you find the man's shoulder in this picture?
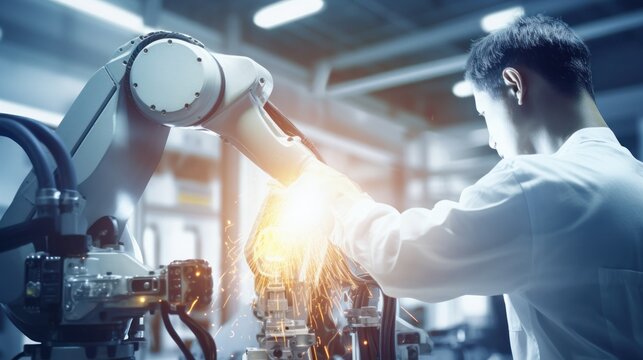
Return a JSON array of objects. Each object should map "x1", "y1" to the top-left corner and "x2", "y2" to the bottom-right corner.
[
  {"x1": 495, "y1": 154, "x2": 564, "y2": 182},
  {"x1": 476, "y1": 154, "x2": 572, "y2": 200}
]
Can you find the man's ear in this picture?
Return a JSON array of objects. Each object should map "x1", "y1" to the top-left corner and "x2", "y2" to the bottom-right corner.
[{"x1": 502, "y1": 67, "x2": 525, "y2": 105}]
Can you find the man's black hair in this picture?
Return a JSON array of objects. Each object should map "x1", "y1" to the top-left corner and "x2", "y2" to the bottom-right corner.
[{"x1": 465, "y1": 15, "x2": 594, "y2": 99}]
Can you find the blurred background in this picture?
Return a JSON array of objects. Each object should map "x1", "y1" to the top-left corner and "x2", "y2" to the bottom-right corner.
[{"x1": 0, "y1": 0, "x2": 642, "y2": 359}]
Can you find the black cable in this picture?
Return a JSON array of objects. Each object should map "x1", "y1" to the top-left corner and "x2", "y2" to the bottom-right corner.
[
  {"x1": 370, "y1": 327, "x2": 380, "y2": 358},
  {"x1": 263, "y1": 101, "x2": 325, "y2": 162},
  {"x1": 160, "y1": 302, "x2": 195, "y2": 360},
  {"x1": 0, "y1": 217, "x2": 54, "y2": 252},
  {"x1": 380, "y1": 294, "x2": 397, "y2": 360},
  {"x1": 351, "y1": 283, "x2": 378, "y2": 360},
  {"x1": 10, "y1": 351, "x2": 28, "y2": 360},
  {"x1": 177, "y1": 306, "x2": 216, "y2": 360},
  {"x1": 0, "y1": 119, "x2": 55, "y2": 189},
  {"x1": 1, "y1": 114, "x2": 78, "y2": 191}
]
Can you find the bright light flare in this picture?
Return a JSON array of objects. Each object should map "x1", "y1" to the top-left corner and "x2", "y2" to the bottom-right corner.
[
  {"x1": 245, "y1": 177, "x2": 331, "y2": 283},
  {"x1": 49, "y1": 0, "x2": 155, "y2": 34},
  {"x1": 253, "y1": 0, "x2": 325, "y2": 29},
  {"x1": 452, "y1": 80, "x2": 473, "y2": 98},
  {"x1": 481, "y1": 6, "x2": 525, "y2": 33},
  {"x1": 278, "y1": 175, "x2": 328, "y2": 231},
  {"x1": 244, "y1": 165, "x2": 361, "y2": 355}
]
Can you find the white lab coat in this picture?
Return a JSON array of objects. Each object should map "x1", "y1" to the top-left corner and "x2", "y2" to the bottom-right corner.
[{"x1": 331, "y1": 127, "x2": 643, "y2": 359}]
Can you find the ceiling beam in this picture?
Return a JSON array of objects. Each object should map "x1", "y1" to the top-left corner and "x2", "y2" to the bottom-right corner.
[
  {"x1": 325, "y1": 9, "x2": 643, "y2": 97},
  {"x1": 319, "y1": 0, "x2": 604, "y2": 71},
  {"x1": 327, "y1": 54, "x2": 468, "y2": 97}
]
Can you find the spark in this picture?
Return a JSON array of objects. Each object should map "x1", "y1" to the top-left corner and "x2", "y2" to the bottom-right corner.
[
  {"x1": 187, "y1": 296, "x2": 199, "y2": 314},
  {"x1": 229, "y1": 174, "x2": 362, "y2": 358},
  {"x1": 222, "y1": 294, "x2": 232, "y2": 309},
  {"x1": 212, "y1": 325, "x2": 222, "y2": 339},
  {"x1": 400, "y1": 305, "x2": 420, "y2": 324}
]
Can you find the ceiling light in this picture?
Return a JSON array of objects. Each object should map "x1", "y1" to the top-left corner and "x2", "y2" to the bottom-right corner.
[
  {"x1": 481, "y1": 6, "x2": 525, "y2": 33},
  {"x1": 49, "y1": 0, "x2": 155, "y2": 34},
  {"x1": 254, "y1": 0, "x2": 325, "y2": 29},
  {"x1": 0, "y1": 99, "x2": 64, "y2": 127},
  {"x1": 452, "y1": 80, "x2": 473, "y2": 98}
]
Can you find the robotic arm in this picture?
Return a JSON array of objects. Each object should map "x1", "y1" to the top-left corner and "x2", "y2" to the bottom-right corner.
[
  {"x1": 2, "y1": 32, "x2": 314, "y2": 237},
  {"x1": 0, "y1": 32, "x2": 315, "y2": 359}
]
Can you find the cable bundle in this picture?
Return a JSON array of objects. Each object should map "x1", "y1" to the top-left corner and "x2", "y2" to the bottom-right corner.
[
  {"x1": 0, "y1": 113, "x2": 79, "y2": 252},
  {"x1": 160, "y1": 301, "x2": 217, "y2": 360}
]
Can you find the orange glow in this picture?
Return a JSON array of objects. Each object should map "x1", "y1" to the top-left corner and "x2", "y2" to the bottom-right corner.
[{"x1": 243, "y1": 167, "x2": 363, "y2": 357}]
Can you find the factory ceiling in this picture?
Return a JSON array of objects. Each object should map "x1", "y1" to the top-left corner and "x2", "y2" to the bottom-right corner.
[
  {"x1": 0, "y1": 0, "x2": 642, "y2": 131},
  {"x1": 165, "y1": 0, "x2": 643, "y2": 127}
]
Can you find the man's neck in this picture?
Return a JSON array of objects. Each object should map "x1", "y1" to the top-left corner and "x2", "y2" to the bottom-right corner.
[{"x1": 531, "y1": 91, "x2": 607, "y2": 154}]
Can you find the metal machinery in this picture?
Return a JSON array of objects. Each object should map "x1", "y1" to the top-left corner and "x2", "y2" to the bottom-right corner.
[
  {"x1": 0, "y1": 31, "x2": 313, "y2": 360},
  {"x1": 0, "y1": 31, "x2": 432, "y2": 360},
  {"x1": 245, "y1": 281, "x2": 315, "y2": 360}
]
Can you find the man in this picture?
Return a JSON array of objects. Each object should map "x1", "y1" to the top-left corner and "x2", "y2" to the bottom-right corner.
[{"x1": 306, "y1": 15, "x2": 643, "y2": 359}]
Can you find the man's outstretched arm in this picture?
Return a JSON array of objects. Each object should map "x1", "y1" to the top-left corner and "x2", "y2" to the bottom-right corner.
[{"x1": 316, "y1": 159, "x2": 533, "y2": 302}]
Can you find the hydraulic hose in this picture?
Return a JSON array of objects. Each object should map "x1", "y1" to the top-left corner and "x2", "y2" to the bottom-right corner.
[
  {"x1": 160, "y1": 302, "x2": 195, "y2": 360},
  {"x1": 1, "y1": 114, "x2": 77, "y2": 191},
  {"x1": 0, "y1": 119, "x2": 55, "y2": 189}
]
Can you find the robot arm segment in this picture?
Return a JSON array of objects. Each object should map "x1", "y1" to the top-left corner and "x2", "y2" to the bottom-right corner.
[{"x1": 125, "y1": 34, "x2": 315, "y2": 184}]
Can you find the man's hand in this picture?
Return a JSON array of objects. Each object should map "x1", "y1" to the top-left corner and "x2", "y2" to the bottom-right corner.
[{"x1": 298, "y1": 157, "x2": 366, "y2": 208}]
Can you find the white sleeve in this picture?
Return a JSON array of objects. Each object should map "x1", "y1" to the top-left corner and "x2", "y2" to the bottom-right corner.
[{"x1": 331, "y1": 160, "x2": 533, "y2": 302}]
